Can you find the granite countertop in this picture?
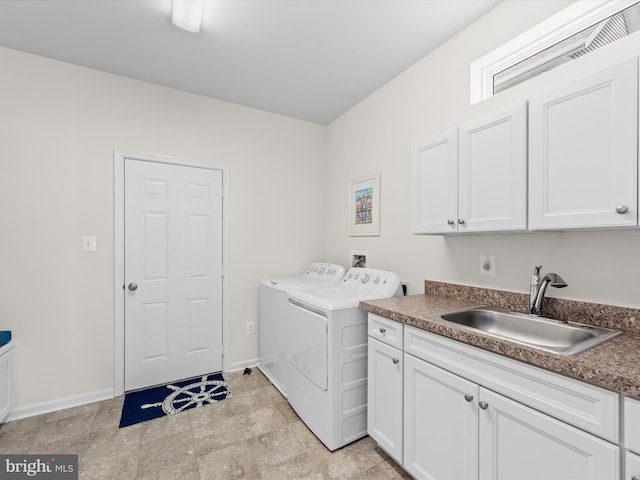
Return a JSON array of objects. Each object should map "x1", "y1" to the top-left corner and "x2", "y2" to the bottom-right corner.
[{"x1": 361, "y1": 284, "x2": 640, "y2": 400}]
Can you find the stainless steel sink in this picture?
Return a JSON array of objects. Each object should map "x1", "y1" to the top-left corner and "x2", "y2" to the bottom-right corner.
[{"x1": 431, "y1": 307, "x2": 621, "y2": 355}]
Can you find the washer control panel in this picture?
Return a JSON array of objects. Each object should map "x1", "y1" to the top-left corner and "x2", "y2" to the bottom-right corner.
[
  {"x1": 303, "y1": 263, "x2": 346, "y2": 283},
  {"x1": 341, "y1": 267, "x2": 401, "y2": 297}
]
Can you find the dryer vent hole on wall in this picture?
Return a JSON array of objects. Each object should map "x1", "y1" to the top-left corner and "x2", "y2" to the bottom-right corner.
[{"x1": 352, "y1": 254, "x2": 366, "y2": 268}]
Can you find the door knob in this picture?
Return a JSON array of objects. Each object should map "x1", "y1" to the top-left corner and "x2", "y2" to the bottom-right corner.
[{"x1": 128, "y1": 283, "x2": 138, "y2": 291}]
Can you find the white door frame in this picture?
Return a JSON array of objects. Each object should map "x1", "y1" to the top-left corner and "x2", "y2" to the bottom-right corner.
[{"x1": 113, "y1": 150, "x2": 230, "y2": 396}]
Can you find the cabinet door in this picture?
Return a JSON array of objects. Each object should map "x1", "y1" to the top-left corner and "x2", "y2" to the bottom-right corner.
[
  {"x1": 479, "y1": 388, "x2": 619, "y2": 480},
  {"x1": 412, "y1": 128, "x2": 458, "y2": 234},
  {"x1": 529, "y1": 58, "x2": 638, "y2": 229},
  {"x1": 367, "y1": 338, "x2": 403, "y2": 463},
  {"x1": 626, "y1": 396, "x2": 640, "y2": 455},
  {"x1": 626, "y1": 450, "x2": 640, "y2": 480},
  {"x1": 458, "y1": 101, "x2": 527, "y2": 232},
  {"x1": 403, "y1": 353, "x2": 478, "y2": 480}
]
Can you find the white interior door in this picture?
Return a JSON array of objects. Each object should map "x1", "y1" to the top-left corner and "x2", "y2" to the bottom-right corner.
[{"x1": 124, "y1": 159, "x2": 223, "y2": 391}]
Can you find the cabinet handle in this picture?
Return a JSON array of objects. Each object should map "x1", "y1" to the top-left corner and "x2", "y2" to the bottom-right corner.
[
  {"x1": 447, "y1": 219, "x2": 455, "y2": 226},
  {"x1": 458, "y1": 218, "x2": 465, "y2": 225},
  {"x1": 616, "y1": 205, "x2": 629, "y2": 214},
  {"x1": 379, "y1": 327, "x2": 386, "y2": 334},
  {"x1": 464, "y1": 393, "x2": 474, "y2": 402},
  {"x1": 392, "y1": 358, "x2": 400, "y2": 364},
  {"x1": 479, "y1": 401, "x2": 489, "y2": 410}
]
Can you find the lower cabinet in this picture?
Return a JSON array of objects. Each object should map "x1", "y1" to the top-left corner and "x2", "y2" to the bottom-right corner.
[
  {"x1": 368, "y1": 314, "x2": 623, "y2": 480},
  {"x1": 627, "y1": 451, "x2": 640, "y2": 480},
  {"x1": 403, "y1": 353, "x2": 478, "y2": 479},
  {"x1": 404, "y1": 352, "x2": 618, "y2": 480},
  {"x1": 479, "y1": 388, "x2": 619, "y2": 480},
  {"x1": 625, "y1": 397, "x2": 640, "y2": 480},
  {"x1": 367, "y1": 336, "x2": 403, "y2": 463}
]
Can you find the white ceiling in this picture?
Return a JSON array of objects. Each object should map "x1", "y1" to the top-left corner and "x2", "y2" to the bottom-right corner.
[{"x1": 0, "y1": 0, "x2": 500, "y2": 124}]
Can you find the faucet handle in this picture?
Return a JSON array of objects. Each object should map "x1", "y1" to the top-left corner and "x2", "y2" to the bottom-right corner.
[{"x1": 533, "y1": 265, "x2": 542, "y2": 275}]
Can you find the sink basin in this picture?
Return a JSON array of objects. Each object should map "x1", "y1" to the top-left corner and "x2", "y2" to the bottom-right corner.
[{"x1": 431, "y1": 307, "x2": 621, "y2": 355}]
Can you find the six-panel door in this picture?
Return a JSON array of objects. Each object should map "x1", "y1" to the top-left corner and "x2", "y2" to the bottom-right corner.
[{"x1": 124, "y1": 159, "x2": 224, "y2": 391}]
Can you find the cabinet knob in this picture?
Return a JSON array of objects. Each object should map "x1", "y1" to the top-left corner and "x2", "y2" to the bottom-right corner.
[
  {"x1": 616, "y1": 205, "x2": 629, "y2": 214},
  {"x1": 128, "y1": 282, "x2": 138, "y2": 291},
  {"x1": 479, "y1": 401, "x2": 489, "y2": 410},
  {"x1": 458, "y1": 218, "x2": 465, "y2": 225},
  {"x1": 392, "y1": 358, "x2": 400, "y2": 364},
  {"x1": 379, "y1": 327, "x2": 386, "y2": 334},
  {"x1": 464, "y1": 393, "x2": 474, "y2": 402},
  {"x1": 447, "y1": 219, "x2": 455, "y2": 226}
]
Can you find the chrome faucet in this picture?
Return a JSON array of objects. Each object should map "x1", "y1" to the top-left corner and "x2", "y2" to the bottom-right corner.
[{"x1": 529, "y1": 266, "x2": 567, "y2": 317}]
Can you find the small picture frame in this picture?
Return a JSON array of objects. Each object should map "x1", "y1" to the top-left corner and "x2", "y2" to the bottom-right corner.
[{"x1": 349, "y1": 173, "x2": 380, "y2": 236}]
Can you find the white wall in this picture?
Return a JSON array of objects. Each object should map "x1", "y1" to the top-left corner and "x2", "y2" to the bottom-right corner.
[
  {"x1": 4, "y1": 0, "x2": 640, "y2": 413},
  {"x1": 326, "y1": 0, "x2": 640, "y2": 309},
  {"x1": 0, "y1": 47, "x2": 326, "y2": 409}
]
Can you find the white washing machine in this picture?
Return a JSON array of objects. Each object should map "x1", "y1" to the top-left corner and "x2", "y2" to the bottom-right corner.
[
  {"x1": 287, "y1": 267, "x2": 401, "y2": 451},
  {"x1": 258, "y1": 262, "x2": 345, "y2": 397}
]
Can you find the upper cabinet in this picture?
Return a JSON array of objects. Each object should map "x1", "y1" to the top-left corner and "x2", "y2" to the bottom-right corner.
[
  {"x1": 412, "y1": 102, "x2": 527, "y2": 234},
  {"x1": 458, "y1": 102, "x2": 527, "y2": 232},
  {"x1": 412, "y1": 57, "x2": 640, "y2": 235},
  {"x1": 528, "y1": 58, "x2": 638, "y2": 230},
  {"x1": 412, "y1": 128, "x2": 458, "y2": 234}
]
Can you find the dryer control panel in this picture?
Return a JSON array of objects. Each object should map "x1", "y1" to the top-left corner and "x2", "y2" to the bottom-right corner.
[
  {"x1": 303, "y1": 263, "x2": 346, "y2": 283},
  {"x1": 341, "y1": 267, "x2": 401, "y2": 297}
]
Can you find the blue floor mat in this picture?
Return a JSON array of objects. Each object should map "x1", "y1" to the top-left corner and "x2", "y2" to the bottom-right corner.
[{"x1": 119, "y1": 372, "x2": 231, "y2": 428}]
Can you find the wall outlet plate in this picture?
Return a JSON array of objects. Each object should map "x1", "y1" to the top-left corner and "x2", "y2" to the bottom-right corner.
[{"x1": 480, "y1": 254, "x2": 495, "y2": 276}]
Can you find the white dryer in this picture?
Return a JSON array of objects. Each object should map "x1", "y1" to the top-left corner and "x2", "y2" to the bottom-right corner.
[
  {"x1": 258, "y1": 263, "x2": 345, "y2": 396},
  {"x1": 287, "y1": 267, "x2": 401, "y2": 451}
]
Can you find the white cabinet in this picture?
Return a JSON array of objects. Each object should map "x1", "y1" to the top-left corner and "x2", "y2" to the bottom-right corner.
[
  {"x1": 368, "y1": 338, "x2": 403, "y2": 463},
  {"x1": 529, "y1": 58, "x2": 638, "y2": 230},
  {"x1": 626, "y1": 451, "x2": 640, "y2": 480},
  {"x1": 403, "y1": 350, "x2": 618, "y2": 480},
  {"x1": 480, "y1": 387, "x2": 619, "y2": 480},
  {"x1": 400, "y1": 325, "x2": 620, "y2": 480},
  {"x1": 625, "y1": 397, "x2": 640, "y2": 480},
  {"x1": 403, "y1": 353, "x2": 478, "y2": 480},
  {"x1": 367, "y1": 315, "x2": 403, "y2": 463},
  {"x1": 412, "y1": 102, "x2": 527, "y2": 234},
  {"x1": 412, "y1": 128, "x2": 458, "y2": 234},
  {"x1": 0, "y1": 341, "x2": 15, "y2": 423},
  {"x1": 458, "y1": 101, "x2": 528, "y2": 232},
  {"x1": 626, "y1": 397, "x2": 640, "y2": 455}
]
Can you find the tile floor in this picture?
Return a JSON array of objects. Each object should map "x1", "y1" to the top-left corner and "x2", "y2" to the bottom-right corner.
[{"x1": 0, "y1": 370, "x2": 412, "y2": 479}]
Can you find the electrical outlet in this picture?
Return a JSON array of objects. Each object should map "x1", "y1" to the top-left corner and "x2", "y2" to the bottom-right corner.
[
  {"x1": 480, "y1": 254, "x2": 495, "y2": 276},
  {"x1": 246, "y1": 321, "x2": 256, "y2": 335},
  {"x1": 81, "y1": 235, "x2": 96, "y2": 252}
]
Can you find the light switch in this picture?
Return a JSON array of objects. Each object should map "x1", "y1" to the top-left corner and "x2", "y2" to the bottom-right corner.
[{"x1": 82, "y1": 235, "x2": 96, "y2": 252}]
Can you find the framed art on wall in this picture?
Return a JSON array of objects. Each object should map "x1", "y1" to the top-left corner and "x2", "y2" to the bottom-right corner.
[{"x1": 349, "y1": 173, "x2": 380, "y2": 236}]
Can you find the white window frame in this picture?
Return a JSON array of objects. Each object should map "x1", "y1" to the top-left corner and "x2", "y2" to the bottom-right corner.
[{"x1": 470, "y1": 0, "x2": 636, "y2": 104}]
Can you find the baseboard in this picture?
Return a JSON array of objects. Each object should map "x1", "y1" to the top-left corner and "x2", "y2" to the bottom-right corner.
[
  {"x1": 6, "y1": 388, "x2": 115, "y2": 422},
  {"x1": 226, "y1": 357, "x2": 258, "y2": 373}
]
